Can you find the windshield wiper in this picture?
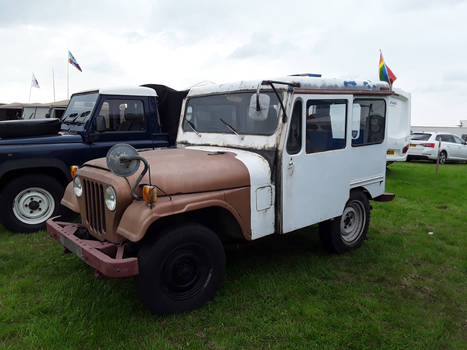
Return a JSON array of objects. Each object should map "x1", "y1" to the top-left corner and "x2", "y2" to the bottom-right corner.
[
  {"x1": 185, "y1": 119, "x2": 201, "y2": 137},
  {"x1": 62, "y1": 113, "x2": 79, "y2": 125},
  {"x1": 219, "y1": 118, "x2": 240, "y2": 136}
]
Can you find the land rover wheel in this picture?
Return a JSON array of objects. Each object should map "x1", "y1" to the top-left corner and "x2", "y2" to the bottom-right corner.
[
  {"x1": 0, "y1": 174, "x2": 64, "y2": 233},
  {"x1": 319, "y1": 191, "x2": 370, "y2": 254},
  {"x1": 439, "y1": 151, "x2": 447, "y2": 164},
  {"x1": 137, "y1": 223, "x2": 225, "y2": 315}
]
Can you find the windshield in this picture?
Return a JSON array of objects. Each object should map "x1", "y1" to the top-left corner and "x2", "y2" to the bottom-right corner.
[
  {"x1": 411, "y1": 133, "x2": 431, "y2": 141},
  {"x1": 182, "y1": 92, "x2": 281, "y2": 136},
  {"x1": 60, "y1": 92, "x2": 98, "y2": 132}
]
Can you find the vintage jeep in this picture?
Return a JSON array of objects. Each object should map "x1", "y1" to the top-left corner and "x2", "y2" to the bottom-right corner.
[{"x1": 48, "y1": 76, "x2": 396, "y2": 315}]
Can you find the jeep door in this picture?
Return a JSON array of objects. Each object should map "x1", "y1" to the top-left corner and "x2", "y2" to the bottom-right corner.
[
  {"x1": 281, "y1": 95, "x2": 352, "y2": 233},
  {"x1": 88, "y1": 96, "x2": 158, "y2": 159}
]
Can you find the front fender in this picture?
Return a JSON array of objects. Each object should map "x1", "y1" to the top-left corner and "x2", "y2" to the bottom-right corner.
[
  {"x1": 61, "y1": 181, "x2": 80, "y2": 213},
  {"x1": 115, "y1": 188, "x2": 250, "y2": 242},
  {"x1": 0, "y1": 157, "x2": 69, "y2": 181}
]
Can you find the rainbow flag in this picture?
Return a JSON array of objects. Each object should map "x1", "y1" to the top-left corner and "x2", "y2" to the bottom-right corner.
[
  {"x1": 379, "y1": 52, "x2": 396, "y2": 86},
  {"x1": 68, "y1": 50, "x2": 82, "y2": 72}
]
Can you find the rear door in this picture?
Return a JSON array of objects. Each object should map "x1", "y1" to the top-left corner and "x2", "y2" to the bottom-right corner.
[
  {"x1": 281, "y1": 94, "x2": 351, "y2": 233},
  {"x1": 453, "y1": 135, "x2": 467, "y2": 159},
  {"x1": 439, "y1": 134, "x2": 458, "y2": 159}
]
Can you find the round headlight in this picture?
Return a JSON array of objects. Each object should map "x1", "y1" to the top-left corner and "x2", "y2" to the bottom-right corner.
[
  {"x1": 73, "y1": 176, "x2": 82, "y2": 197},
  {"x1": 104, "y1": 186, "x2": 117, "y2": 211}
]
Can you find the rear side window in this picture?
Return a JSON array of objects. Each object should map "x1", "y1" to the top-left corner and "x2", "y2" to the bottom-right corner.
[
  {"x1": 95, "y1": 99, "x2": 146, "y2": 132},
  {"x1": 352, "y1": 99, "x2": 386, "y2": 146},
  {"x1": 306, "y1": 100, "x2": 347, "y2": 154},
  {"x1": 411, "y1": 133, "x2": 431, "y2": 141},
  {"x1": 437, "y1": 134, "x2": 455, "y2": 143},
  {"x1": 453, "y1": 135, "x2": 464, "y2": 144}
]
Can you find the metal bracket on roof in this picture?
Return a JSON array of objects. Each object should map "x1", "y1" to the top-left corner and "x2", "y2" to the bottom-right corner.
[{"x1": 260, "y1": 80, "x2": 300, "y2": 123}]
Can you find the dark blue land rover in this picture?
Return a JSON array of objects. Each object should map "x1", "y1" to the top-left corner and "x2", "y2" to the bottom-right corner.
[{"x1": 0, "y1": 85, "x2": 187, "y2": 232}]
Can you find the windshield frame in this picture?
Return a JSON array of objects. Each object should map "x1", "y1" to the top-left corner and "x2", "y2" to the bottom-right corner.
[
  {"x1": 181, "y1": 90, "x2": 282, "y2": 137},
  {"x1": 60, "y1": 91, "x2": 99, "y2": 133}
]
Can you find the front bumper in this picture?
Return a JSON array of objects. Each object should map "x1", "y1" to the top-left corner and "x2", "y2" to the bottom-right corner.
[{"x1": 47, "y1": 218, "x2": 139, "y2": 278}]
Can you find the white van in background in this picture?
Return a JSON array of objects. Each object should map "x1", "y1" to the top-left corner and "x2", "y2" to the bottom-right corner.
[{"x1": 386, "y1": 89, "x2": 411, "y2": 162}]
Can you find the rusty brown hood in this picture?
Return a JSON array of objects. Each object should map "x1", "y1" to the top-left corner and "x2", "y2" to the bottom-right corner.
[{"x1": 84, "y1": 148, "x2": 250, "y2": 195}]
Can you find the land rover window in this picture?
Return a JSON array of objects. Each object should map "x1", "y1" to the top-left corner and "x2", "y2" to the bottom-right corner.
[
  {"x1": 306, "y1": 100, "x2": 347, "y2": 154},
  {"x1": 286, "y1": 99, "x2": 302, "y2": 154},
  {"x1": 352, "y1": 99, "x2": 386, "y2": 146},
  {"x1": 96, "y1": 99, "x2": 145, "y2": 132},
  {"x1": 61, "y1": 92, "x2": 98, "y2": 131},
  {"x1": 183, "y1": 92, "x2": 281, "y2": 135}
]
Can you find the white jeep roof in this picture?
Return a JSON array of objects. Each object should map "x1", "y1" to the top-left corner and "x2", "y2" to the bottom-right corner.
[{"x1": 188, "y1": 76, "x2": 390, "y2": 97}]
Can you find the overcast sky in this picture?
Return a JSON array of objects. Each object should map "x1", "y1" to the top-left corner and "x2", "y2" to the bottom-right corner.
[{"x1": 1, "y1": 0, "x2": 466, "y2": 126}]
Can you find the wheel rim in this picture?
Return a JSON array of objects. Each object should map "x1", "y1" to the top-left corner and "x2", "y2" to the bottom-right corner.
[
  {"x1": 161, "y1": 243, "x2": 212, "y2": 301},
  {"x1": 12, "y1": 187, "x2": 55, "y2": 225},
  {"x1": 440, "y1": 153, "x2": 446, "y2": 164},
  {"x1": 340, "y1": 200, "x2": 366, "y2": 245}
]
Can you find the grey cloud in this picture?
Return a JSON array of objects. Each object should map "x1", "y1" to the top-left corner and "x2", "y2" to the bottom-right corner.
[{"x1": 229, "y1": 33, "x2": 297, "y2": 60}]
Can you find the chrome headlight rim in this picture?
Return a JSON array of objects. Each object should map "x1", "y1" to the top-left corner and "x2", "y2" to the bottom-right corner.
[
  {"x1": 104, "y1": 185, "x2": 117, "y2": 212},
  {"x1": 73, "y1": 176, "x2": 83, "y2": 197}
]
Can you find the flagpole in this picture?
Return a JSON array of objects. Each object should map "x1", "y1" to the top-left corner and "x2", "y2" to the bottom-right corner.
[
  {"x1": 52, "y1": 68, "x2": 56, "y2": 103},
  {"x1": 29, "y1": 84, "x2": 32, "y2": 103},
  {"x1": 67, "y1": 55, "x2": 69, "y2": 99}
]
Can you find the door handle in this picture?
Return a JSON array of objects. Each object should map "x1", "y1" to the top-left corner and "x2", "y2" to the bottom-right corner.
[{"x1": 288, "y1": 158, "x2": 294, "y2": 174}]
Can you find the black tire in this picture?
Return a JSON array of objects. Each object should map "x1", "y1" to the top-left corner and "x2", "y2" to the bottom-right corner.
[
  {"x1": 0, "y1": 174, "x2": 64, "y2": 233},
  {"x1": 439, "y1": 151, "x2": 447, "y2": 164},
  {"x1": 319, "y1": 191, "x2": 370, "y2": 254},
  {"x1": 137, "y1": 223, "x2": 225, "y2": 315}
]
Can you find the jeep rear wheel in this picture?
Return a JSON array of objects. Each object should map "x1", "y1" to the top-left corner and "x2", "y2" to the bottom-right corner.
[
  {"x1": 0, "y1": 175, "x2": 64, "y2": 233},
  {"x1": 319, "y1": 191, "x2": 370, "y2": 254},
  {"x1": 137, "y1": 223, "x2": 225, "y2": 315}
]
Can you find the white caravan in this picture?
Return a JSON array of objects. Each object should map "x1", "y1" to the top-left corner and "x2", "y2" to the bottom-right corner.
[{"x1": 386, "y1": 89, "x2": 411, "y2": 162}]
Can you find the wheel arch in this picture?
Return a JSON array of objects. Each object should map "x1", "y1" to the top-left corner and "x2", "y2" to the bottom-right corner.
[
  {"x1": 141, "y1": 206, "x2": 246, "y2": 245},
  {"x1": 0, "y1": 160, "x2": 69, "y2": 193},
  {"x1": 116, "y1": 196, "x2": 250, "y2": 243},
  {"x1": 350, "y1": 186, "x2": 373, "y2": 201}
]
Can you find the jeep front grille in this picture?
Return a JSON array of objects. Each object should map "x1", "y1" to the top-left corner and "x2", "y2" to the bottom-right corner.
[{"x1": 82, "y1": 179, "x2": 106, "y2": 235}]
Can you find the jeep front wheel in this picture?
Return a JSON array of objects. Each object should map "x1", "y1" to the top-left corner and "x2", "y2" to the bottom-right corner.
[
  {"x1": 319, "y1": 191, "x2": 370, "y2": 254},
  {"x1": 137, "y1": 223, "x2": 226, "y2": 315},
  {"x1": 0, "y1": 174, "x2": 64, "y2": 233}
]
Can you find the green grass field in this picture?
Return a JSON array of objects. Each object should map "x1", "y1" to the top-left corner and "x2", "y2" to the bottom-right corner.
[{"x1": 1, "y1": 162, "x2": 466, "y2": 350}]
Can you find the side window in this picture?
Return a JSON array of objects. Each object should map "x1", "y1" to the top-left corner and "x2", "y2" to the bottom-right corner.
[
  {"x1": 445, "y1": 135, "x2": 455, "y2": 143},
  {"x1": 96, "y1": 99, "x2": 146, "y2": 132},
  {"x1": 306, "y1": 100, "x2": 346, "y2": 154},
  {"x1": 352, "y1": 99, "x2": 386, "y2": 146},
  {"x1": 286, "y1": 100, "x2": 302, "y2": 154},
  {"x1": 453, "y1": 135, "x2": 464, "y2": 144},
  {"x1": 439, "y1": 134, "x2": 453, "y2": 143},
  {"x1": 435, "y1": 135, "x2": 442, "y2": 142}
]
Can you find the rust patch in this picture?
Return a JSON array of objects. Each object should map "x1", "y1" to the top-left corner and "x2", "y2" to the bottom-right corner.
[
  {"x1": 86, "y1": 148, "x2": 250, "y2": 196},
  {"x1": 116, "y1": 187, "x2": 251, "y2": 242}
]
